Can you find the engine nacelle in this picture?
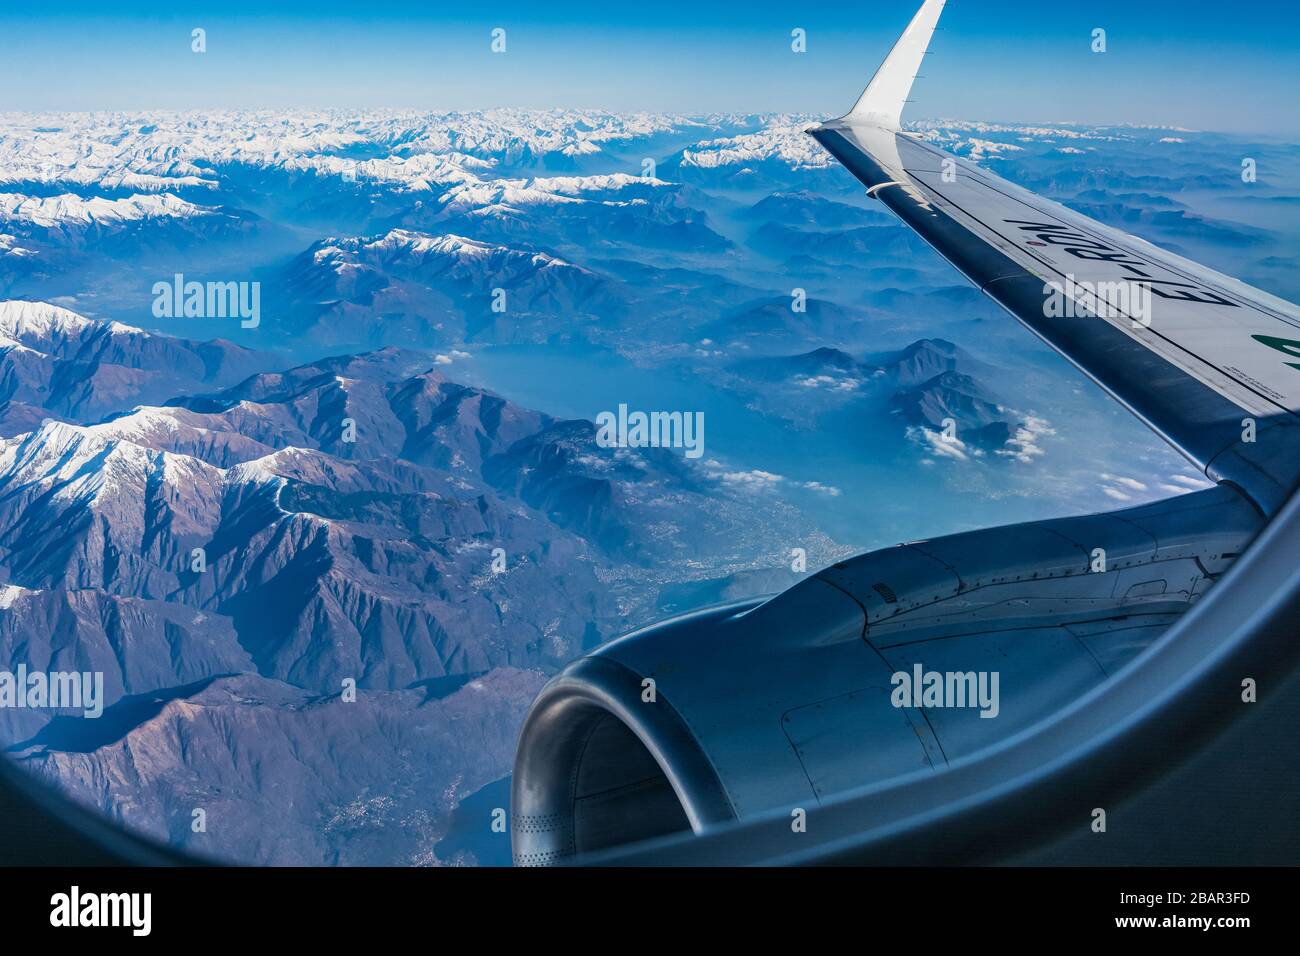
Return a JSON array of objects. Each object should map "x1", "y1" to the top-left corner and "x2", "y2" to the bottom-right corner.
[{"x1": 511, "y1": 485, "x2": 1258, "y2": 864}]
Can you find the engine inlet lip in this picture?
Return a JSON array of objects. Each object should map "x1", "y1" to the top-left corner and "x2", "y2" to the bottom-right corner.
[{"x1": 511, "y1": 655, "x2": 736, "y2": 865}]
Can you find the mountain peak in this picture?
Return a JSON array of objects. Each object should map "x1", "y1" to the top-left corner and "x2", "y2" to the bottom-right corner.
[
  {"x1": 0, "y1": 300, "x2": 93, "y2": 337},
  {"x1": 0, "y1": 417, "x2": 223, "y2": 503}
]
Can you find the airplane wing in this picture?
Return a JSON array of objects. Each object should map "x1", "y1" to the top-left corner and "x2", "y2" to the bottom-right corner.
[{"x1": 808, "y1": 0, "x2": 1300, "y2": 515}]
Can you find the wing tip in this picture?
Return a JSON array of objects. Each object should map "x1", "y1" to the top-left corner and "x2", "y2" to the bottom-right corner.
[{"x1": 844, "y1": 0, "x2": 947, "y2": 128}]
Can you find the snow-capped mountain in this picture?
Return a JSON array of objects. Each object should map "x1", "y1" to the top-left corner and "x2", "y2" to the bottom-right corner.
[
  {"x1": 1, "y1": 192, "x2": 215, "y2": 230},
  {"x1": 278, "y1": 229, "x2": 628, "y2": 345},
  {"x1": 0, "y1": 192, "x2": 255, "y2": 251},
  {"x1": 0, "y1": 300, "x2": 272, "y2": 433},
  {"x1": 679, "y1": 121, "x2": 831, "y2": 170}
]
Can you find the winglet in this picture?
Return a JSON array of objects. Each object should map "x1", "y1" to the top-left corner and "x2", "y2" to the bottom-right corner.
[{"x1": 844, "y1": 0, "x2": 946, "y2": 128}]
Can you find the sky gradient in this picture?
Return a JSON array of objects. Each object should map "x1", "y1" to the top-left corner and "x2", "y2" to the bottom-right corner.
[{"x1": 3, "y1": 0, "x2": 1298, "y2": 134}]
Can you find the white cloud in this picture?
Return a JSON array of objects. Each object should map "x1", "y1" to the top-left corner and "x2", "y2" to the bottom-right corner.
[
  {"x1": 996, "y1": 416, "x2": 1055, "y2": 463},
  {"x1": 800, "y1": 481, "x2": 842, "y2": 496}
]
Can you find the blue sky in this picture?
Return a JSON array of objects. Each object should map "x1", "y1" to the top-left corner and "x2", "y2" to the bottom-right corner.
[{"x1": 3, "y1": 0, "x2": 1299, "y2": 133}]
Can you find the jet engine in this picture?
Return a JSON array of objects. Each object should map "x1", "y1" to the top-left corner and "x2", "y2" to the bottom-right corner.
[{"x1": 511, "y1": 484, "x2": 1259, "y2": 864}]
